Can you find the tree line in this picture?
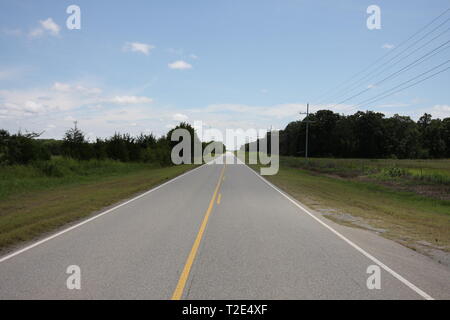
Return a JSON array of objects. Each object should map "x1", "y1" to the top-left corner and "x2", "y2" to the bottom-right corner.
[
  {"x1": 0, "y1": 122, "x2": 224, "y2": 166},
  {"x1": 245, "y1": 110, "x2": 450, "y2": 159}
]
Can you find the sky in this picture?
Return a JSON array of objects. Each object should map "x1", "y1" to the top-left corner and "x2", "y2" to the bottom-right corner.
[{"x1": 1, "y1": 0, "x2": 449, "y2": 149}]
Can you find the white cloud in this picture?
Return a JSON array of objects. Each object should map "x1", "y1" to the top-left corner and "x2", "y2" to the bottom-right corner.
[
  {"x1": 41, "y1": 18, "x2": 60, "y2": 35},
  {"x1": 123, "y1": 42, "x2": 155, "y2": 55},
  {"x1": 52, "y1": 82, "x2": 102, "y2": 95},
  {"x1": 0, "y1": 83, "x2": 167, "y2": 139},
  {"x1": 52, "y1": 82, "x2": 71, "y2": 92},
  {"x1": 110, "y1": 95, "x2": 153, "y2": 104},
  {"x1": 382, "y1": 43, "x2": 395, "y2": 49},
  {"x1": 172, "y1": 113, "x2": 189, "y2": 121},
  {"x1": 0, "y1": 82, "x2": 106, "y2": 118},
  {"x1": 29, "y1": 18, "x2": 60, "y2": 38},
  {"x1": 24, "y1": 100, "x2": 46, "y2": 113},
  {"x1": 200, "y1": 103, "x2": 306, "y2": 119},
  {"x1": 0, "y1": 80, "x2": 158, "y2": 123},
  {"x1": 429, "y1": 105, "x2": 450, "y2": 119},
  {"x1": 76, "y1": 85, "x2": 101, "y2": 95},
  {"x1": 168, "y1": 60, "x2": 192, "y2": 70},
  {"x1": 29, "y1": 28, "x2": 44, "y2": 38},
  {"x1": 189, "y1": 54, "x2": 198, "y2": 59},
  {"x1": 374, "y1": 102, "x2": 410, "y2": 108},
  {"x1": 0, "y1": 90, "x2": 89, "y2": 118}
]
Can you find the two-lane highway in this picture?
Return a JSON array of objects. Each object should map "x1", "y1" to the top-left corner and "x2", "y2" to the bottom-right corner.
[{"x1": 0, "y1": 152, "x2": 449, "y2": 299}]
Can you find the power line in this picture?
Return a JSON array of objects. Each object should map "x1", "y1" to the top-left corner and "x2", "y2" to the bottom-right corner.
[
  {"x1": 331, "y1": 39, "x2": 450, "y2": 107},
  {"x1": 353, "y1": 59, "x2": 450, "y2": 107},
  {"x1": 324, "y1": 20, "x2": 450, "y2": 105},
  {"x1": 314, "y1": 8, "x2": 450, "y2": 105},
  {"x1": 351, "y1": 61, "x2": 450, "y2": 108},
  {"x1": 359, "y1": 25, "x2": 450, "y2": 84},
  {"x1": 312, "y1": 7, "x2": 450, "y2": 105}
]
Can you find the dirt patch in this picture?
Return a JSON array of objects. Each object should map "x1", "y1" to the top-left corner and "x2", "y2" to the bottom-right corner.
[
  {"x1": 356, "y1": 176, "x2": 450, "y2": 201},
  {"x1": 292, "y1": 165, "x2": 450, "y2": 201},
  {"x1": 385, "y1": 180, "x2": 448, "y2": 201},
  {"x1": 318, "y1": 208, "x2": 387, "y2": 234}
]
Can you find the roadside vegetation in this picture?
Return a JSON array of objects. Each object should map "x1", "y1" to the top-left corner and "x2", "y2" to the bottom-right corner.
[
  {"x1": 241, "y1": 152, "x2": 450, "y2": 262},
  {"x1": 0, "y1": 123, "x2": 224, "y2": 252},
  {"x1": 239, "y1": 108, "x2": 450, "y2": 262},
  {"x1": 279, "y1": 157, "x2": 450, "y2": 200},
  {"x1": 245, "y1": 110, "x2": 450, "y2": 159}
]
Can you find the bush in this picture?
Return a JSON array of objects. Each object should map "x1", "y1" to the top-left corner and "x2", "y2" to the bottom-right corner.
[
  {"x1": 0, "y1": 131, "x2": 51, "y2": 165},
  {"x1": 383, "y1": 166, "x2": 410, "y2": 178},
  {"x1": 0, "y1": 121, "x2": 214, "y2": 168}
]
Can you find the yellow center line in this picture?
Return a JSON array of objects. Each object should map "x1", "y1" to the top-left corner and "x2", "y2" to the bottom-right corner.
[
  {"x1": 171, "y1": 163, "x2": 226, "y2": 300},
  {"x1": 217, "y1": 193, "x2": 222, "y2": 205}
]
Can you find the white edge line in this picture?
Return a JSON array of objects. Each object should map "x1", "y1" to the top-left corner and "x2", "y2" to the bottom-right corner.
[
  {"x1": 0, "y1": 163, "x2": 209, "y2": 264},
  {"x1": 236, "y1": 155, "x2": 434, "y2": 300}
]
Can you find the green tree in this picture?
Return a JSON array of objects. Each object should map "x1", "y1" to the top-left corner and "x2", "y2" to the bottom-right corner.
[{"x1": 62, "y1": 124, "x2": 93, "y2": 160}]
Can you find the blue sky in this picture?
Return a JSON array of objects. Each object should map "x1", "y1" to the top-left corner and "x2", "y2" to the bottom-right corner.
[{"x1": 1, "y1": 0, "x2": 449, "y2": 148}]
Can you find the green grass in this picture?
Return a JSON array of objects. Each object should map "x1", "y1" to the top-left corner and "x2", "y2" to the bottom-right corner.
[
  {"x1": 239, "y1": 153, "x2": 450, "y2": 253},
  {"x1": 276, "y1": 156, "x2": 450, "y2": 202},
  {"x1": 0, "y1": 157, "x2": 163, "y2": 200},
  {"x1": 278, "y1": 156, "x2": 450, "y2": 183},
  {"x1": 0, "y1": 159, "x2": 196, "y2": 251}
]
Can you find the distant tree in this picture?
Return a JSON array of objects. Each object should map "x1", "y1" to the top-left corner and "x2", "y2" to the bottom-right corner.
[
  {"x1": 384, "y1": 114, "x2": 420, "y2": 159},
  {"x1": 106, "y1": 133, "x2": 129, "y2": 162},
  {"x1": 41, "y1": 139, "x2": 63, "y2": 156},
  {"x1": 418, "y1": 113, "x2": 446, "y2": 158},
  {"x1": 0, "y1": 130, "x2": 50, "y2": 164},
  {"x1": 136, "y1": 133, "x2": 157, "y2": 149},
  {"x1": 308, "y1": 110, "x2": 340, "y2": 157},
  {"x1": 93, "y1": 138, "x2": 108, "y2": 160},
  {"x1": 0, "y1": 129, "x2": 9, "y2": 164},
  {"x1": 443, "y1": 118, "x2": 450, "y2": 157},
  {"x1": 249, "y1": 109, "x2": 449, "y2": 160},
  {"x1": 62, "y1": 123, "x2": 91, "y2": 160}
]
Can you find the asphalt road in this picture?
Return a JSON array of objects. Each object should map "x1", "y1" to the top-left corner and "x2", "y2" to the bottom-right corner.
[{"x1": 0, "y1": 152, "x2": 449, "y2": 299}]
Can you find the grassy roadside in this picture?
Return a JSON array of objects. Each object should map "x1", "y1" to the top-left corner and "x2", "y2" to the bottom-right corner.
[
  {"x1": 239, "y1": 153, "x2": 450, "y2": 260},
  {"x1": 0, "y1": 162, "x2": 196, "y2": 252}
]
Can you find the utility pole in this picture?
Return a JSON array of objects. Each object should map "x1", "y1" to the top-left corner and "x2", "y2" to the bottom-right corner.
[{"x1": 299, "y1": 103, "x2": 313, "y2": 159}]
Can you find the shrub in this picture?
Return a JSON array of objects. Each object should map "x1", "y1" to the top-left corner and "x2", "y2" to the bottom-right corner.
[
  {"x1": 0, "y1": 131, "x2": 51, "y2": 165},
  {"x1": 383, "y1": 166, "x2": 410, "y2": 178}
]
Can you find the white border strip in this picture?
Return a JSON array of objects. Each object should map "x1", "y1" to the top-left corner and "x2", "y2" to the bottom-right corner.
[
  {"x1": 239, "y1": 156, "x2": 434, "y2": 300},
  {"x1": 0, "y1": 164, "x2": 208, "y2": 264}
]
